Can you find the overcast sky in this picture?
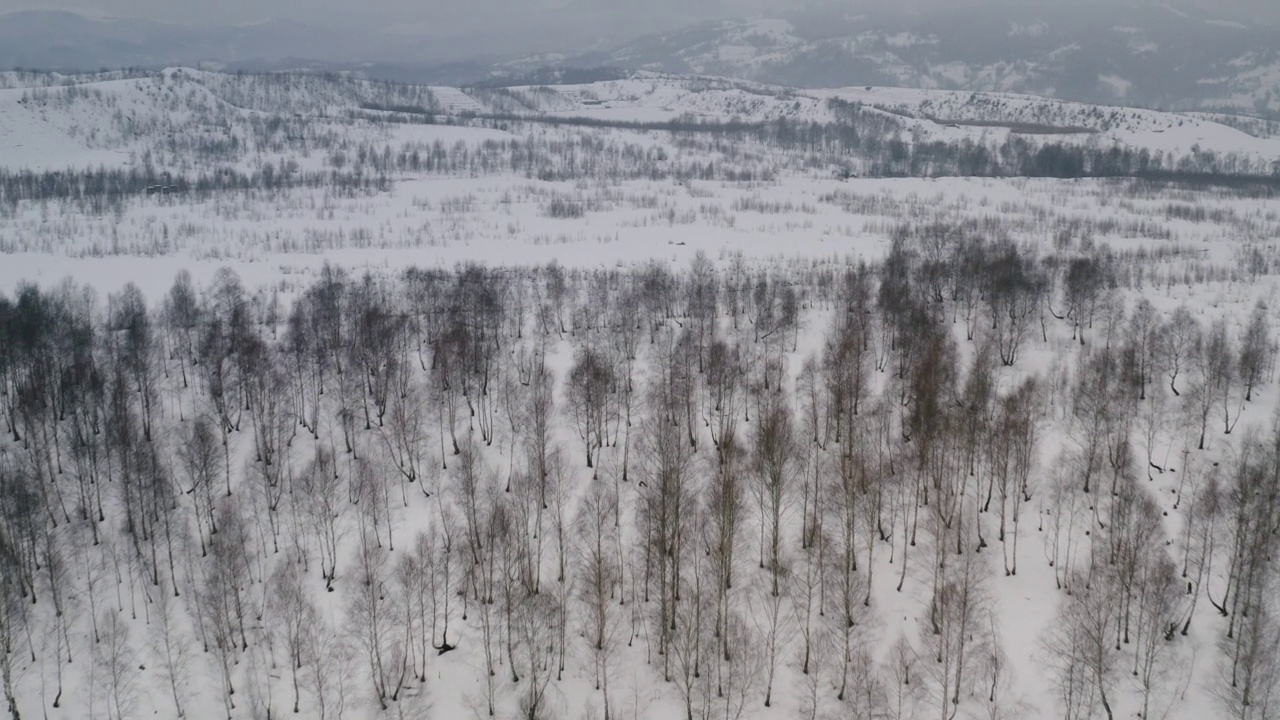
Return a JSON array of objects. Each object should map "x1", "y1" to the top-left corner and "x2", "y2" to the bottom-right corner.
[{"x1": 1, "y1": 0, "x2": 1276, "y2": 34}]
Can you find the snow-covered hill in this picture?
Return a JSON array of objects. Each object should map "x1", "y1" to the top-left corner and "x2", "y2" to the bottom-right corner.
[{"x1": 2, "y1": 68, "x2": 1278, "y2": 177}]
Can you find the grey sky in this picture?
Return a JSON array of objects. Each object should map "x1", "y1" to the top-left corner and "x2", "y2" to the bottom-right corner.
[
  {"x1": 2, "y1": 0, "x2": 1277, "y2": 37},
  {"x1": 5, "y1": 0, "x2": 719, "y2": 28}
]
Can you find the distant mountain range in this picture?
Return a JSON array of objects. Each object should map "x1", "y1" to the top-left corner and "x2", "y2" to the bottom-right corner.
[
  {"x1": 547, "y1": 5, "x2": 1280, "y2": 115},
  {"x1": 2, "y1": 5, "x2": 1278, "y2": 116}
]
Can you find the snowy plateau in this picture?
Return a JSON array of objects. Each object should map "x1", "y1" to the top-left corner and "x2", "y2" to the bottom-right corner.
[{"x1": 1, "y1": 67, "x2": 1280, "y2": 720}]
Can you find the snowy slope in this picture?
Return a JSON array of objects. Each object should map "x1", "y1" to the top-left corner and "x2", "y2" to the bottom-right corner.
[
  {"x1": 816, "y1": 86, "x2": 1280, "y2": 159},
  {"x1": 0, "y1": 88, "x2": 129, "y2": 170},
  {"x1": 0, "y1": 70, "x2": 513, "y2": 174},
  {"x1": 2, "y1": 68, "x2": 1278, "y2": 180}
]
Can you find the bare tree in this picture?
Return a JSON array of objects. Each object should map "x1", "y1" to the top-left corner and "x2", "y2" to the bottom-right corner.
[
  {"x1": 825, "y1": 275, "x2": 873, "y2": 431},
  {"x1": 705, "y1": 339, "x2": 744, "y2": 461},
  {"x1": 1137, "y1": 377, "x2": 1170, "y2": 479},
  {"x1": 1217, "y1": 578, "x2": 1280, "y2": 720},
  {"x1": 796, "y1": 623, "x2": 833, "y2": 720},
  {"x1": 919, "y1": 541, "x2": 990, "y2": 720},
  {"x1": 636, "y1": 384, "x2": 697, "y2": 682},
  {"x1": 1187, "y1": 346, "x2": 1218, "y2": 452},
  {"x1": 749, "y1": 575, "x2": 791, "y2": 708},
  {"x1": 244, "y1": 364, "x2": 293, "y2": 554},
  {"x1": 1239, "y1": 301, "x2": 1271, "y2": 403},
  {"x1": 669, "y1": 547, "x2": 712, "y2": 720},
  {"x1": 1161, "y1": 306, "x2": 1199, "y2": 397},
  {"x1": 429, "y1": 506, "x2": 461, "y2": 654},
  {"x1": 347, "y1": 518, "x2": 407, "y2": 711},
  {"x1": 380, "y1": 377, "x2": 431, "y2": 493},
  {"x1": 568, "y1": 347, "x2": 613, "y2": 473},
  {"x1": 513, "y1": 592, "x2": 560, "y2": 720},
  {"x1": 431, "y1": 319, "x2": 468, "y2": 461},
  {"x1": 1044, "y1": 567, "x2": 1122, "y2": 720},
  {"x1": 296, "y1": 446, "x2": 346, "y2": 590},
  {"x1": 522, "y1": 358, "x2": 554, "y2": 500},
  {"x1": 1177, "y1": 455, "x2": 1219, "y2": 636},
  {"x1": 450, "y1": 438, "x2": 502, "y2": 716},
  {"x1": 791, "y1": 506, "x2": 825, "y2": 679},
  {"x1": 1060, "y1": 254, "x2": 1109, "y2": 346},
  {"x1": 713, "y1": 610, "x2": 762, "y2": 720},
  {"x1": 576, "y1": 479, "x2": 622, "y2": 718},
  {"x1": 751, "y1": 392, "x2": 797, "y2": 597},
  {"x1": 163, "y1": 269, "x2": 201, "y2": 391},
  {"x1": 1067, "y1": 347, "x2": 1127, "y2": 495},
  {"x1": 986, "y1": 239, "x2": 1040, "y2": 366},
  {"x1": 884, "y1": 634, "x2": 924, "y2": 720},
  {"x1": 706, "y1": 417, "x2": 746, "y2": 674},
  {"x1": 109, "y1": 282, "x2": 159, "y2": 442},
  {"x1": 1204, "y1": 318, "x2": 1242, "y2": 436},
  {"x1": 0, "y1": 533, "x2": 28, "y2": 720},
  {"x1": 1133, "y1": 552, "x2": 1181, "y2": 720},
  {"x1": 178, "y1": 416, "x2": 224, "y2": 556},
  {"x1": 1125, "y1": 298, "x2": 1162, "y2": 400},
  {"x1": 92, "y1": 609, "x2": 135, "y2": 720},
  {"x1": 991, "y1": 377, "x2": 1040, "y2": 576},
  {"x1": 1213, "y1": 425, "x2": 1280, "y2": 715},
  {"x1": 271, "y1": 557, "x2": 319, "y2": 713},
  {"x1": 975, "y1": 618, "x2": 1030, "y2": 720},
  {"x1": 199, "y1": 500, "x2": 255, "y2": 717},
  {"x1": 151, "y1": 576, "x2": 194, "y2": 718},
  {"x1": 308, "y1": 611, "x2": 354, "y2": 720},
  {"x1": 398, "y1": 532, "x2": 433, "y2": 684}
]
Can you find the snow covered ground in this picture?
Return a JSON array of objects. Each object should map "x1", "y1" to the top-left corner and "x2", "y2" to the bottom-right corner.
[
  {"x1": 4, "y1": 172, "x2": 1276, "y2": 299},
  {"x1": 1, "y1": 68, "x2": 1279, "y2": 720}
]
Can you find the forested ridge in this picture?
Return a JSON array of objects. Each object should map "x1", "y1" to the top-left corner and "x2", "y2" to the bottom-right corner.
[
  {"x1": 5, "y1": 68, "x2": 1279, "y2": 222},
  {"x1": 0, "y1": 227, "x2": 1277, "y2": 719}
]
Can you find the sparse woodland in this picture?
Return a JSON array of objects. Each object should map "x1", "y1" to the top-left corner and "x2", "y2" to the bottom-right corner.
[
  {"x1": 4, "y1": 67, "x2": 1280, "y2": 720},
  {"x1": 4, "y1": 69, "x2": 1279, "y2": 222},
  {"x1": 1, "y1": 227, "x2": 1278, "y2": 720}
]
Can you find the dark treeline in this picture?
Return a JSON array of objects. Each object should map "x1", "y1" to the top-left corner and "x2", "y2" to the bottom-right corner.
[
  {"x1": 0, "y1": 227, "x2": 1277, "y2": 718},
  {"x1": 0, "y1": 67, "x2": 155, "y2": 90},
  {"x1": 365, "y1": 100, "x2": 1280, "y2": 185},
  {"x1": 9, "y1": 121, "x2": 1275, "y2": 219},
  {"x1": 464, "y1": 67, "x2": 635, "y2": 90},
  {"x1": 0, "y1": 164, "x2": 389, "y2": 215}
]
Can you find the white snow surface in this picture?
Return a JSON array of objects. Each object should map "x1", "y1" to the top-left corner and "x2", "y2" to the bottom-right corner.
[{"x1": 0, "y1": 67, "x2": 1279, "y2": 720}]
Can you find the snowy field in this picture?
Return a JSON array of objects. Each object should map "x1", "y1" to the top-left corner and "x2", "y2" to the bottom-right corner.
[
  {"x1": 1, "y1": 68, "x2": 1280, "y2": 720},
  {"x1": 4, "y1": 172, "x2": 1278, "y2": 299}
]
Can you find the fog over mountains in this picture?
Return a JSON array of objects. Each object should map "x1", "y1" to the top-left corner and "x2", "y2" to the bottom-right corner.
[{"x1": 2, "y1": 2, "x2": 1278, "y2": 114}]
